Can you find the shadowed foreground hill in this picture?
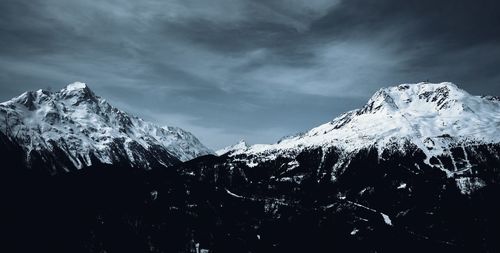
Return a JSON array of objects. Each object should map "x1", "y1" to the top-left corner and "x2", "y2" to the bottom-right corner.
[{"x1": 2, "y1": 149, "x2": 500, "y2": 252}]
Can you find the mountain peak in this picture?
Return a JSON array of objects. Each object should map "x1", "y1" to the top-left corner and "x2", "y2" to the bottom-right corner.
[
  {"x1": 387, "y1": 82, "x2": 465, "y2": 102},
  {"x1": 60, "y1": 82, "x2": 96, "y2": 101},
  {"x1": 360, "y1": 82, "x2": 470, "y2": 114},
  {"x1": 65, "y1": 82, "x2": 88, "y2": 91}
]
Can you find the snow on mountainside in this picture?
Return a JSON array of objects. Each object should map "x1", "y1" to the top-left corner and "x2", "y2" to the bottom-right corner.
[
  {"x1": 0, "y1": 82, "x2": 212, "y2": 171},
  {"x1": 226, "y1": 82, "x2": 500, "y2": 173},
  {"x1": 157, "y1": 125, "x2": 213, "y2": 161},
  {"x1": 216, "y1": 139, "x2": 249, "y2": 156}
]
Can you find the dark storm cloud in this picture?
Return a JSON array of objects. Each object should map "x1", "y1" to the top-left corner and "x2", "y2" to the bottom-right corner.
[
  {"x1": 306, "y1": 0, "x2": 500, "y2": 94},
  {"x1": 0, "y1": 0, "x2": 499, "y2": 149}
]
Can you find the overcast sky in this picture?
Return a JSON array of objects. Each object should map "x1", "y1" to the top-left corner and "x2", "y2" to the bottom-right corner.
[{"x1": 1, "y1": 0, "x2": 499, "y2": 149}]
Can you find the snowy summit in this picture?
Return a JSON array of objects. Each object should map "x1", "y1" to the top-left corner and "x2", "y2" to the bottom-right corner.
[{"x1": 64, "y1": 81, "x2": 88, "y2": 91}]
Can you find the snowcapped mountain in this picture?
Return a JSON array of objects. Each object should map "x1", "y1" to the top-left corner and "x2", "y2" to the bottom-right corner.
[
  {"x1": 0, "y1": 82, "x2": 212, "y2": 173},
  {"x1": 225, "y1": 82, "x2": 499, "y2": 181},
  {"x1": 232, "y1": 82, "x2": 499, "y2": 156}
]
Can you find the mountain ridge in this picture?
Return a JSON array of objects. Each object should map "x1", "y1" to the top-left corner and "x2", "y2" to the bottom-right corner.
[{"x1": 0, "y1": 82, "x2": 213, "y2": 173}]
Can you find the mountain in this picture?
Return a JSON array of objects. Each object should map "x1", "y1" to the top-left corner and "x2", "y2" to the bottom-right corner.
[
  {"x1": 222, "y1": 82, "x2": 500, "y2": 194},
  {"x1": 2, "y1": 82, "x2": 499, "y2": 253},
  {"x1": 0, "y1": 82, "x2": 212, "y2": 173}
]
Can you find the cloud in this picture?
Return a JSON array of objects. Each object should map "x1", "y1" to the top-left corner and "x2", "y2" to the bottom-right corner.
[{"x1": 0, "y1": 0, "x2": 499, "y2": 149}]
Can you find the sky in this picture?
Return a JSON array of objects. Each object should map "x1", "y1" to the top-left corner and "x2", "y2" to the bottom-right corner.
[{"x1": 1, "y1": 0, "x2": 499, "y2": 149}]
